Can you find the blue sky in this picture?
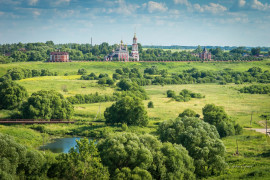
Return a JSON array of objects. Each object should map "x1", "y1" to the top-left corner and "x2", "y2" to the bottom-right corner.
[{"x1": 0, "y1": 0, "x2": 269, "y2": 46}]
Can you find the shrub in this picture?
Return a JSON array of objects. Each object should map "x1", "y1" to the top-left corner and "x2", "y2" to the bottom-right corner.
[
  {"x1": 148, "y1": 101, "x2": 154, "y2": 108},
  {"x1": 179, "y1": 109, "x2": 200, "y2": 118},
  {"x1": 77, "y1": 68, "x2": 87, "y2": 75}
]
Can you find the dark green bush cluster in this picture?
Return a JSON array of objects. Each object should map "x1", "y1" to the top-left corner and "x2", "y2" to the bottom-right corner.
[
  {"x1": 0, "y1": 68, "x2": 57, "y2": 81},
  {"x1": 80, "y1": 72, "x2": 114, "y2": 85},
  {"x1": 77, "y1": 68, "x2": 87, "y2": 75},
  {"x1": 67, "y1": 92, "x2": 117, "y2": 104},
  {"x1": 179, "y1": 109, "x2": 200, "y2": 118},
  {"x1": 239, "y1": 85, "x2": 270, "y2": 94},
  {"x1": 167, "y1": 89, "x2": 204, "y2": 102},
  {"x1": 113, "y1": 67, "x2": 143, "y2": 80}
]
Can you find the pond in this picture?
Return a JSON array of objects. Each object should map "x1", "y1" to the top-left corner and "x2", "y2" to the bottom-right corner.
[{"x1": 39, "y1": 137, "x2": 96, "y2": 153}]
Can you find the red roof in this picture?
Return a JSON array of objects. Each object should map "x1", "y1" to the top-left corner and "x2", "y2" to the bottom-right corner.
[{"x1": 50, "y1": 52, "x2": 69, "y2": 55}]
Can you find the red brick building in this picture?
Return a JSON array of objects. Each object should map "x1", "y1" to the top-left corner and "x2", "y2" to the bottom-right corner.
[
  {"x1": 49, "y1": 52, "x2": 69, "y2": 62},
  {"x1": 199, "y1": 47, "x2": 211, "y2": 60}
]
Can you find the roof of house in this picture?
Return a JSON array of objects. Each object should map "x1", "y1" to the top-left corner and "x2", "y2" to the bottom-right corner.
[{"x1": 50, "y1": 52, "x2": 69, "y2": 55}]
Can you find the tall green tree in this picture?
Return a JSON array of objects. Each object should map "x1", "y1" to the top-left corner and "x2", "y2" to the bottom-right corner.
[
  {"x1": 22, "y1": 90, "x2": 74, "y2": 119},
  {"x1": 104, "y1": 96, "x2": 148, "y2": 126},
  {"x1": 158, "y1": 117, "x2": 227, "y2": 177},
  {"x1": 0, "y1": 80, "x2": 28, "y2": 109},
  {"x1": 98, "y1": 133, "x2": 195, "y2": 179}
]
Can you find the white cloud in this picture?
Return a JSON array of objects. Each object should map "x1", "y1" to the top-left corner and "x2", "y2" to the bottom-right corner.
[
  {"x1": 239, "y1": 0, "x2": 246, "y2": 7},
  {"x1": 107, "y1": 0, "x2": 140, "y2": 15},
  {"x1": 173, "y1": 0, "x2": 190, "y2": 6},
  {"x1": 148, "y1": 1, "x2": 168, "y2": 13},
  {"x1": 28, "y1": 0, "x2": 38, "y2": 6},
  {"x1": 250, "y1": 0, "x2": 270, "y2": 11},
  {"x1": 33, "y1": 10, "x2": 40, "y2": 16},
  {"x1": 193, "y1": 3, "x2": 227, "y2": 14},
  {"x1": 51, "y1": 0, "x2": 70, "y2": 6}
]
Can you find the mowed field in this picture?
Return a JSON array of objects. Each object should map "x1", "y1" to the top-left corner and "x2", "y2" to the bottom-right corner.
[{"x1": 0, "y1": 60, "x2": 270, "y2": 179}]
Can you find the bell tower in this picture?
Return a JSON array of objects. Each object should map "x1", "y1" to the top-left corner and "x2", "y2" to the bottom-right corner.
[{"x1": 131, "y1": 33, "x2": 139, "y2": 61}]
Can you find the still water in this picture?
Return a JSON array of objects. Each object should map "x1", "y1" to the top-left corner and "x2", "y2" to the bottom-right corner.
[{"x1": 40, "y1": 137, "x2": 95, "y2": 153}]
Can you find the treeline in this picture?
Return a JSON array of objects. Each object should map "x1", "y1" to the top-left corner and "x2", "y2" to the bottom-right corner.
[
  {"x1": 67, "y1": 93, "x2": 117, "y2": 104},
  {"x1": 1, "y1": 41, "x2": 268, "y2": 63},
  {"x1": 0, "y1": 68, "x2": 57, "y2": 82},
  {"x1": 239, "y1": 85, "x2": 270, "y2": 94},
  {"x1": 146, "y1": 67, "x2": 270, "y2": 85}
]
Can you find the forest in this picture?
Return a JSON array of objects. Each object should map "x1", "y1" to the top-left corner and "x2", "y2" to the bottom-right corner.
[{"x1": 0, "y1": 59, "x2": 270, "y2": 179}]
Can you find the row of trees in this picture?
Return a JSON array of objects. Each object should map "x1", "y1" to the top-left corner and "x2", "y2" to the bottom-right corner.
[
  {"x1": 167, "y1": 89, "x2": 205, "y2": 102},
  {"x1": 0, "y1": 68, "x2": 57, "y2": 82},
  {"x1": 239, "y1": 85, "x2": 270, "y2": 94}
]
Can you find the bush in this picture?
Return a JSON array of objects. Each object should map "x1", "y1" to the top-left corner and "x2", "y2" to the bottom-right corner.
[
  {"x1": 104, "y1": 96, "x2": 148, "y2": 126},
  {"x1": 167, "y1": 90, "x2": 176, "y2": 98},
  {"x1": 148, "y1": 101, "x2": 154, "y2": 108},
  {"x1": 77, "y1": 68, "x2": 87, "y2": 75}
]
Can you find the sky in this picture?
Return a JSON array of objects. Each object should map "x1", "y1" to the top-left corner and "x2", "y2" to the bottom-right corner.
[{"x1": 0, "y1": 0, "x2": 270, "y2": 46}]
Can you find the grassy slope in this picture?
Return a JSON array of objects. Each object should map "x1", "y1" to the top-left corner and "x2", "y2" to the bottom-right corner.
[{"x1": 0, "y1": 60, "x2": 270, "y2": 179}]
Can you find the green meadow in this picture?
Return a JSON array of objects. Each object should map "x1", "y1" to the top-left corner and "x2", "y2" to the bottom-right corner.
[{"x1": 0, "y1": 60, "x2": 270, "y2": 179}]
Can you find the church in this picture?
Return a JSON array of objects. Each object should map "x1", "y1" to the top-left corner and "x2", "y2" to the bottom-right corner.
[{"x1": 104, "y1": 33, "x2": 139, "y2": 62}]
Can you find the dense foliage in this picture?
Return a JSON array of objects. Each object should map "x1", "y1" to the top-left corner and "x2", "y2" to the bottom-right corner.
[
  {"x1": 0, "y1": 81, "x2": 28, "y2": 109},
  {"x1": 202, "y1": 104, "x2": 243, "y2": 137},
  {"x1": 67, "y1": 92, "x2": 117, "y2": 104},
  {"x1": 158, "y1": 117, "x2": 227, "y2": 177},
  {"x1": 104, "y1": 96, "x2": 148, "y2": 126},
  {"x1": 0, "y1": 133, "x2": 46, "y2": 179},
  {"x1": 0, "y1": 68, "x2": 57, "y2": 82},
  {"x1": 48, "y1": 138, "x2": 109, "y2": 180},
  {"x1": 77, "y1": 68, "x2": 87, "y2": 75},
  {"x1": 22, "y1": 90, "x2": 74, "y2": 119},
  {"x1": 97, "y1": 133, "x2": 196, "y2": 179},
  {"x1": 239, "y1": 85, "x2": 270, "y2": 94},
  {"x1": 166, "y1": 89, "x2": 204, "y2": 102}
]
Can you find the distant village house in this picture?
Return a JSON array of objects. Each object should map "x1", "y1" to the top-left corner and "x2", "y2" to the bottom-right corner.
[{"x1": 49, "y1": 51, "x2": 69, "y2": 62}]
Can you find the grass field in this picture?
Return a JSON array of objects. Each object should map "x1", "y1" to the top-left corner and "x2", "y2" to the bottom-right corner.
[{"x1": 0, "y1": 60, "x2": 270, "y2": 179}]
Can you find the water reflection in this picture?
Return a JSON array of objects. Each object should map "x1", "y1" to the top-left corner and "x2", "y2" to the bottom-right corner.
[{"x1": 40, "y1": 137, "x2": 94, "y2": 153}]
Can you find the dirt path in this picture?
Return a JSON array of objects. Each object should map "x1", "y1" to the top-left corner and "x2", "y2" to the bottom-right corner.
[{"x1": 250, "y1": 128, "x2": 270, "y2": 136}]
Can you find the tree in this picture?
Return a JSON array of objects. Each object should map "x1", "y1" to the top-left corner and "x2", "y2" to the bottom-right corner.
[
  {"x1": 0, "y1": 133, "x2": 45, "y2": 179},
  {"x1": 104, "y1": 96, "x2": 148, "y2": 126},
  {"x1": 179, "y1": 109, "x2": 200, "y2": 118},
  {"x1": 158, "y1": 117, "x2": 227, "y2": 177},
  {"x1": 48, "y1": 138, "x2": 109, "y2": 180},
  {"x1": 97, "y1": 133, "x2": 195, "y2": 179},
  {"x1": 202, "y1": 104, "x2": 236, "y2": 137},
  {"x1": 77, "y1": 68, "x2": 87, "y2": 75},
  {"x1": 0, "y1": 81, "x2": 28, "y2": 109},
  {"x1": 22, "y1": 90, "x2": 74, "y2": 119},
  {"x1": 117, "y1": 79, "x2": 133, "y2": 91},
  {"x1": 251, "y1": 47, "x2": 261, "y2": 56}
]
